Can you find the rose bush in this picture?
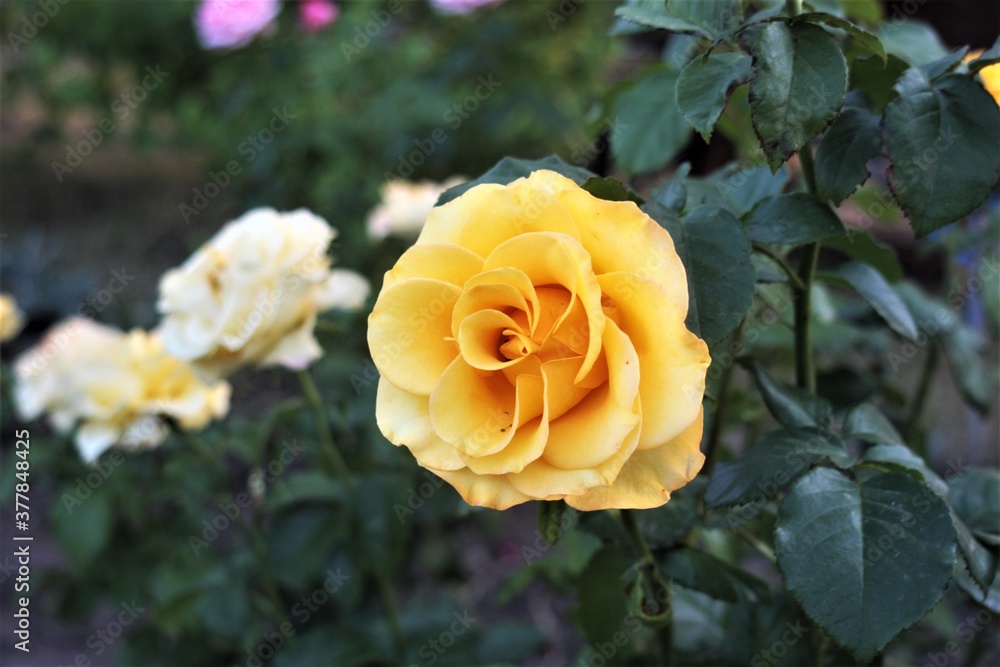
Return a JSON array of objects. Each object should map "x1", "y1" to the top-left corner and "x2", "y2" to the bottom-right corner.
[
  {"x1": 157, "y1": 207, "x2": 370, "y2": 379},
  {"x1": 368, "y1": 170, "x2": 710, "y2": 510},
  {"x1": 13, "y1": 318, "x2": 230, "y2": 462}
]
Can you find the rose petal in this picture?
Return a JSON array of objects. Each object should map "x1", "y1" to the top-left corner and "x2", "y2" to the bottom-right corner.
[
  {"x1": 381, "y1": 243, "x2": 484, "y2": 289},
  {"x1": 429, "y1": 356, "x2": 517, "y2": 457},
  {"x1": 461, "y1": 373, "x2": 548, "y2": 475},
  {"x1": 259, "y1": 314, "x2": 323, "y2": 370},
  {"x1": 424, "y1": 466, "x2": 534, "y2": 510},
  {"x1": 75, "y1": 422, "x2": 120, "y2": 464},
  {"x1": 420, "y1": 180, "x2": 580, "y2": 257},
  {"x1": 368, "y1": 278, "x2": 461, "y2": 396},
  {"x1": 451, "y1": 268, "x2": 538, "y2": 339},
  {"x1": 376, "y1": 378, "x2": 465, "y2": 471},
  {"x1": 540, "y1": 319, "x2": 640, "y2": 470},
  {"x1": 557, "y1": 188, "x2": 689, "y2": 315},
  {"x1": 483, "y1": 232, "x2": 605, "y2": 382},
  {"x1": 461, "y1": 416, "x2": 548, "y2": 475},
  {"x1": 564, "y1": 408, "x2": 705, "y2": 511},
  {"x1": 456, "y1": 309, "x2": 523, "y2": 371},
  {"x1": 599, "y1": 272, "x2": 710, "y2": 449}
]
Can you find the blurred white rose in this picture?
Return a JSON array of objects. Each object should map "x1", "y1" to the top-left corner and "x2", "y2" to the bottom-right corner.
[
  {"x1": 366, "y1": 178, "x2": 464, "y2": 241},
  {"x1": 0, "y1": 293, "x2": 25, "y2": 343},
  {"x1": 158, "y1": 207, "x2": 370, "y2": 379},
  {"x1": 14, "y1": 318, "x2": 230, "y2": 463}
]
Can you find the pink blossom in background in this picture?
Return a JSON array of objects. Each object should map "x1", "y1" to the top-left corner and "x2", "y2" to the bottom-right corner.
[
  {"x1": 299, "y1": 0, "x2": 339, "y2": 33},
  {"x1": 194, "y1": 0, "x2": 281, "y2": 51},
  {"x1": 429, "y1": 0, "x2": 504, "y2": 15}
]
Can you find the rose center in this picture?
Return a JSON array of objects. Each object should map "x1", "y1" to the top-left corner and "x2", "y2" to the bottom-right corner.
[{"x1": 498, "y1": 329, "x2": 539, "y2": 360}]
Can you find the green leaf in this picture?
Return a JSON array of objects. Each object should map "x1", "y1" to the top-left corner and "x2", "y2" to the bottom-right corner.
[
  {"x1": 636, "y1": 478, "x2": 703, "y2": 547},
  {"x1": 665, "y1": 0, "x2": 745, "y2": 37},
  {"x1": 953, "y1": 517, "x2": 996, "y2": 593},
  {"x1": 274, "y1": 627, "x2": 386, "y2": 667},
  {"x1": 775, "y1": 468, "x2": 957, "y2": 662},
  {"x1": 660, "y1": 547, "x2": 771, "y2": 603},
  {"x1": 436, "y1": 155, "x2": 593, "y2": 206},
  {"x1": 860, "y1": 443, "x2": 948, "y2": 496},
  {"x1": 266, "y1": 471, "x2": 347, "y2": 513},
  {"x1": 616, "y1": 0, "x2": 743, "y2": 38},
  {"x1": 705, "y1": 427, "x2": 849, "y2": 508},
  {"x1": 537, "y1": 500, "x2": 568, "y2": 545},
  {"x1": 849, "y1": 53, "x2": 909, "y2": 112},
  {"x1": 51, "y1": 490, "x2": 113, "y2": 569},
  {"x1": 840, "y1": 0, "x2": 882, "y2": 24},
  {"x1": 750, "y1": 21, "x2": 848, "y2": 171},
  {"x1": 615, "y1": 2, "x2": 708, "y2": 36},
  {"x1": 652, "y1": 162, "x2": 691, "y2": 214},
  {"x1": 686, "y1": 162, "x2": 790, "y2": 217},
  {"x1": 949, "y1": 468, "x2": 1000, "y2": 544},
  {"x1": 676, "y1": 52, "x2": 753, "y2": 141},
  {"x1": 742, "y1": 193, "x2": 846, "y2": 244},
  {"x1": 476, "y1": 622, "x2": 547, "y2": 664},
  {"x1": 920, "y1": 47, "x2": 971, "y2": 81},
  {"x1": 353, "y1": 472, "x2": 413, "y2": 573},
  {"x1": 954, "y1": 561, "x2": 1000, "y2": 613},
  {"x1": 572, "y1": 545, "x2": 634, "y2": 645},
  {"x1": 822, "y1": 231, "x2": 903, "y2": 283},
  {"x1": 612, "y1": 69, "x2": 693, "y2": 175},
  {"x1": 580, "y1": 176, "x2": 645, "y2": 205},
  {"x1": 883, "y1": 70, "x2": 1000, "y2": 237},
  {"x1": 876, "y1": 20, "x2": 947, "y2": 66},
  {"x1": 198, "y1": 572, "x2": 252, "y2": 640},
  {"x1": 940, "y1": 325, "x2": 993, "y2": 414},
  {"x1": 267, "y1": 505, "x2": 343, "y2": 590},
  {"x1": 647, "y1": 203, "x2": 755, "y2": 345},
  {"x1": 894, "y1": 282, "x2": 959, "y2": 336},
  {"x1": 819, "y1": 262, "x2": 918, "y2": 339},
  {"x1": 967, "y1": 37, "x2": 1000, "y2": 73},
  {"x1": 750, "y1": 362, "x2": 834, "y2": 429},
  {"x1": 815, "y1": 107, "x2": 881, "y2": 203},
  {"x1": 793, "y1": 12, "x2": 886, "y2": 62},
  {"x1": 842, "y1": 404, "x2": 905, "y2": 446}
]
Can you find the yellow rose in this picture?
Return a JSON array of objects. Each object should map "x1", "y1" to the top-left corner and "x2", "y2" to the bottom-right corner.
[
  {"x1": 0, "y1": 293, "x2": 25, "y2": 343},
  {"x1": 966, "y1": 50, "x2": 1000, "y2": 105},
  {"x1": 368, "y1": 170, "x2": 710, "y2": 510},
  {"x1": 13, "y1": 318, "x2": 230, "y2": 462},
  {"x1": 157, "y1": 207, "x2": 371, "y2": 379},
  {"x1": 367, "y1": 178, "x2": 466, "y2": 240}
]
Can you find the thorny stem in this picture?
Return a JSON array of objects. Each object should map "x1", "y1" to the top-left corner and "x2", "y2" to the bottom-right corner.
[
  {"x1": 794, "y1": 147, "x2": 821, "y2": 393},
  {"x1": 295, "y1": 370, "x2": 405, "y2": 659},
  {"x1": 296, "y1": 369, "x2": 354, "y2": 487},
  {"x1": 905, "y1": 344, "x2": 940, "y2": 450},
  {"x1": 753, "y1": 243, "x2": 807, "y2": 292},
  {"x1": 620, "y1": 509, "x2": 673, "y2": 665},
  {"x1": 176, "y1": 427, "x2": 287, "y2": 630}
]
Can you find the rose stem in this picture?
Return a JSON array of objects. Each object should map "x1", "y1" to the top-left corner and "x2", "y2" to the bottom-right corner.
[
  {"x1": 295, "y1": 369, "x2": 405, "y2": 659},
  {"x1": 175, "y1": 426, "x2": 288, "y2": 630},
  {"x1": 904, "y1": 343, "x2": 940, "y2": 453},
  {"x1": 620, "y1": 509, "x2": 673, "y2": 664},
  {"x1": 296, "y1": 368, "x2": 354, "y2": 487},
  {"x1": 794, "y1": 146, "x2": 821, "y2": 394}
]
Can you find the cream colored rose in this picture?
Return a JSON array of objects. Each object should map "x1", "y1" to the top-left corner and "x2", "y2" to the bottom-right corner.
[
  {"x1": 367, "y1": 178, "x2": 465, "y2": 240},
  {"x1": 13, "y1": 318, "x2": 230, "y2": 463},
  {"x1": 0, "y1": 293, "x2": 25, "y2": 343},
  {"x1": 157, "y1": 207, "x2": 370, "y2": 379},
  {"x1": 368, "y1": 170, "x2": 711, "y2": 511}
]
